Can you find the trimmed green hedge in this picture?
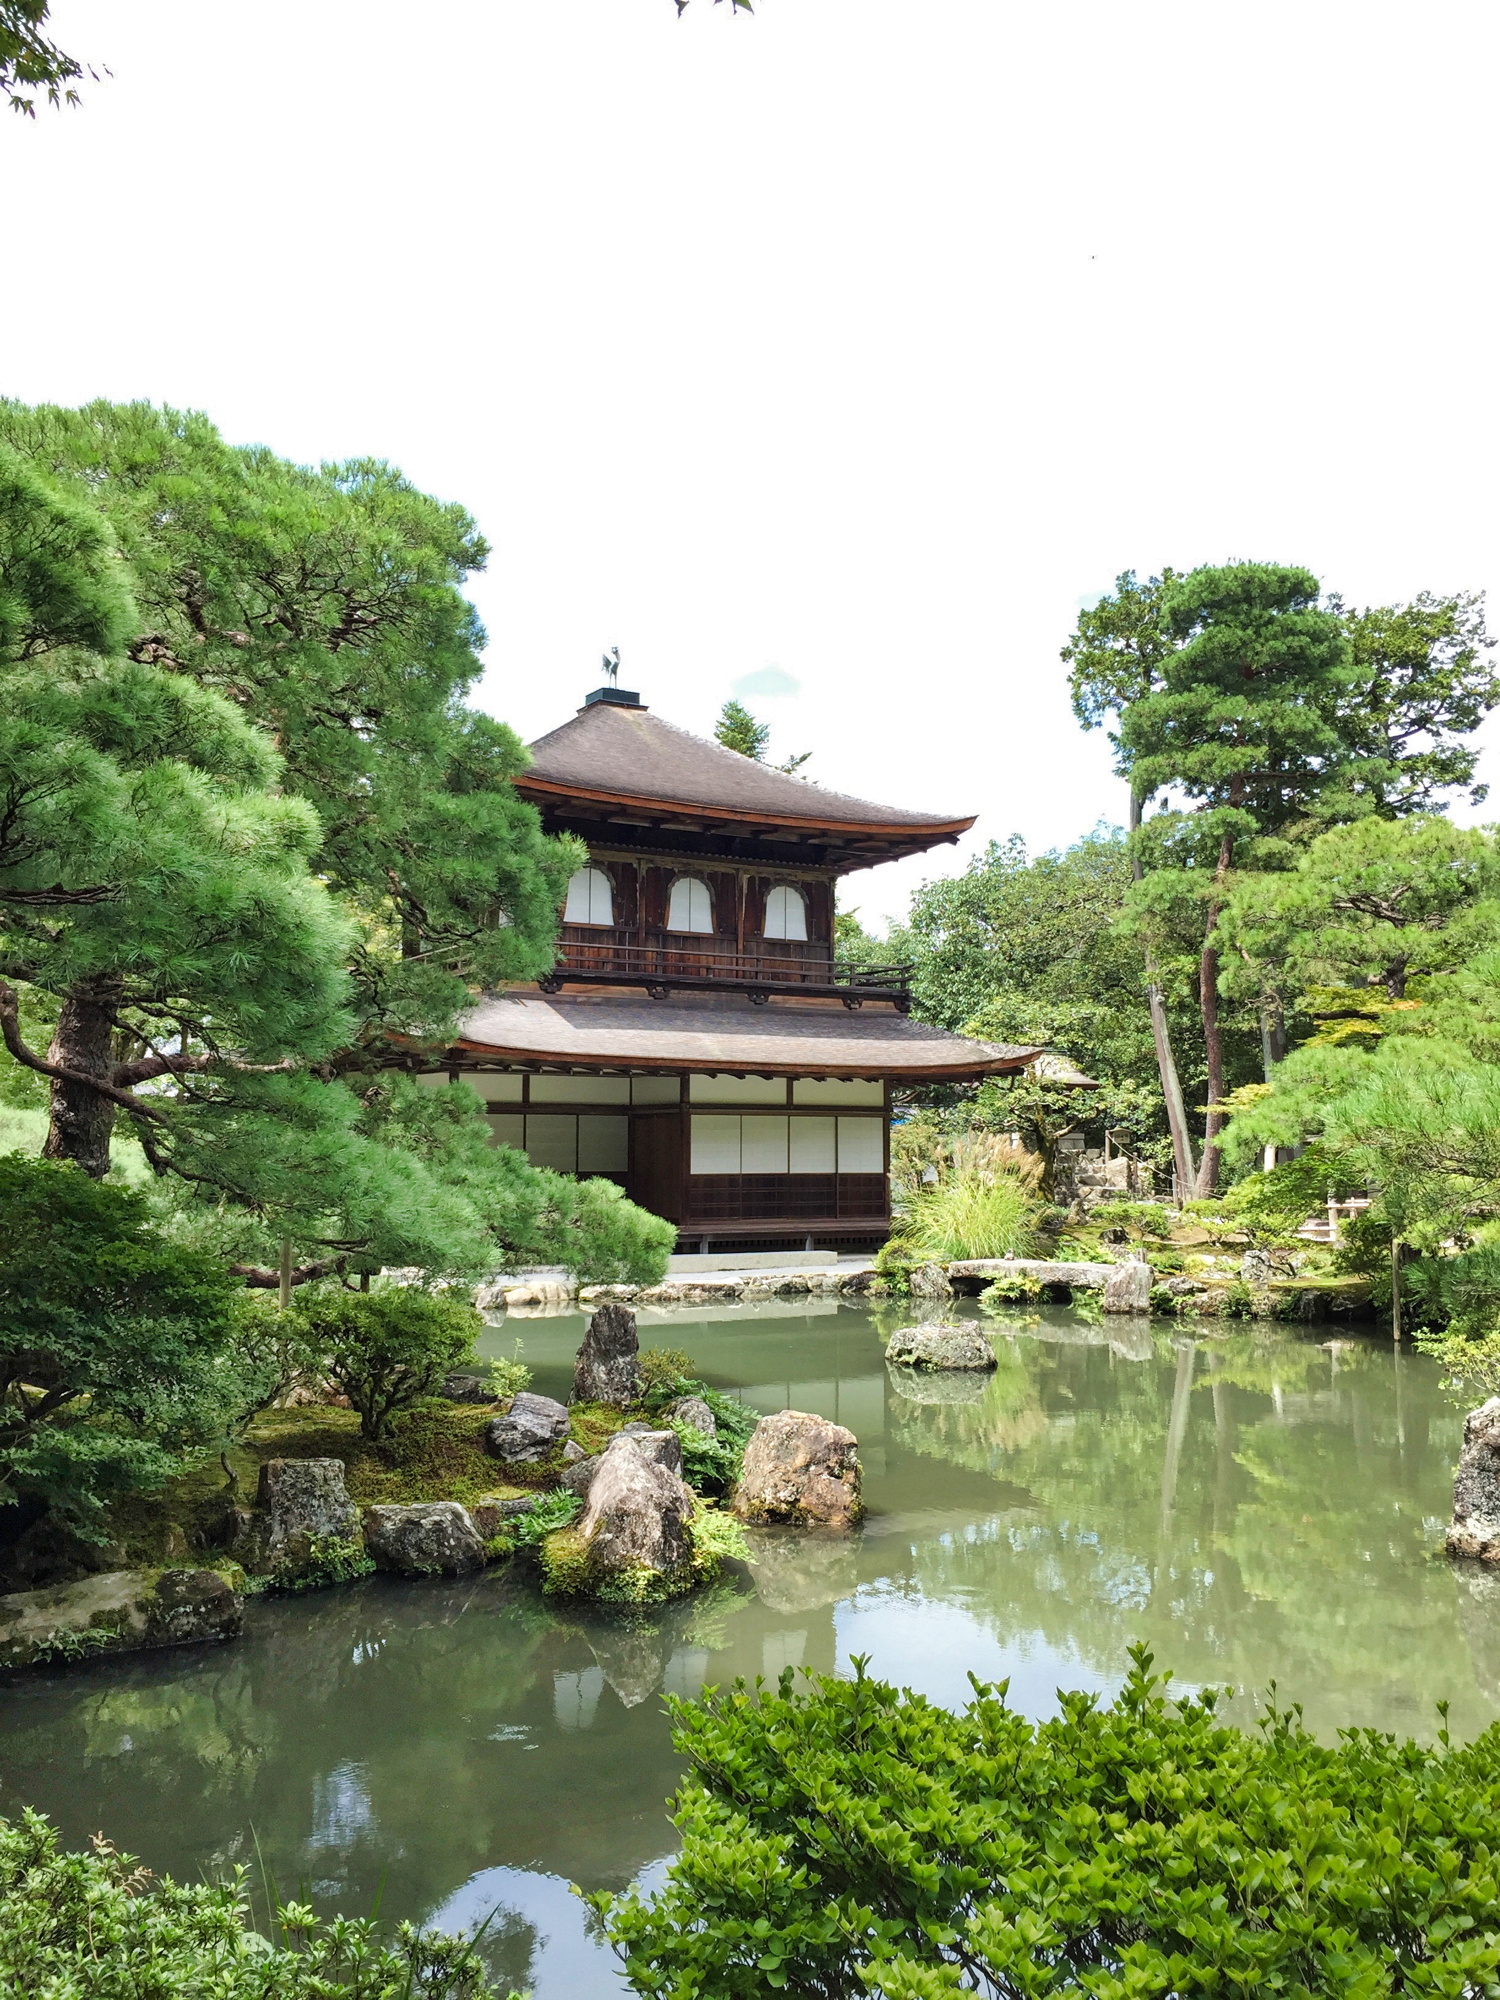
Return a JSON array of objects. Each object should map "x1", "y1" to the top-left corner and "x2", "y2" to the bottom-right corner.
[
  {"x1": 0, "y1": 1809, "x2": 507, "y2": 1998},
  {"x1": 598, "y1": 1648, "x2": 1500, "y2": 1997}
]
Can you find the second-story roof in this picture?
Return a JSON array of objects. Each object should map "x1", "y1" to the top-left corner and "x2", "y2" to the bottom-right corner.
[{"x1": 515, "y1": 698, "x2": 974, "y2": 867}]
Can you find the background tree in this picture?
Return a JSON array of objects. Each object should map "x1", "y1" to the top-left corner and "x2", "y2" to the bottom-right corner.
[
  {"x1": 1121, "y1": 562, "x2": 1354, "y2": 1193},
  {"x1": 712, "y1": 697, "x2": 809, "y2": 774},
  {"x1": 1064, "y1": 570, "x2": 1198, "y2": 1190},
  {"x1": 0, "y1": 406, "x2": 674, "y2": 1288}
]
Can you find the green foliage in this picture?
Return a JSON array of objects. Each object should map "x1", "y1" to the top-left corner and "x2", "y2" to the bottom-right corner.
[
  {"x1": 639, "y1": 1370, "x2": 759, "y2": 1493},
  {"x1": 480, "y1": 1347, "x2": 531, "y2": 1401},
  {"x1": 0, "y1": 1154, "x2": 275, "y2": 1535},
  {"x1": 598, "y1": 1646, "x2": 1500, "y2": 1997},
  {"x1": 891, "y1": 1165, "x2": 1042, "y2": 1262},
  {"x1": 712, "y1": 696, "x2": 809, "y2": 774},
  {"x1": 506, "y1": 1487, "x2": 582, "y2": 1547},
  {"x1": 638, "y1": 1346, "x2": 694, "y2": 1392},
  {"x1": 979, "y1": 1271, "x2": 1042, "y2": 1306},
  {"x1": 270, "y1": 1531, "x2": 374, "y2": 1594},
  {"x1": 290, "y1": 1286, "x2": 481, "y2": 1441},
  {"x1": 0, "y1": 3, "x2": 88, "y2": 115},
  {"x1": 687, "y1": 1500, "x2": 751, "y2": 1578},
  {"x1": 713, "y1": 698, "x2": 770, "y2": 760},
  {"x1": 1327, "y1": 590, "x2": 1500, "y2": 815},
  {"x1": 1088, "y1": 1199, "x2": 1173, "y2": 1239},
  {"x1": 1221, "y1": 1146, "x2": 1361, "y2": 1240},
  {"x1": 0, "y1": 1808, "x2": 503, "y2": 1998},
  {"x1": 1217, "y1": 816, "x2": 1500, "y2": 1008}
]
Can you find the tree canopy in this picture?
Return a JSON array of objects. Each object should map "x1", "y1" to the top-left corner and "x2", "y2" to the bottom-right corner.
[{"x1": 0, "y1": 401, "x2": 672, "y2": 1290}]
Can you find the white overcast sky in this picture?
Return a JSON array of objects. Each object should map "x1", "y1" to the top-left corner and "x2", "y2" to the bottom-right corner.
[{"x1": 5, "y1": 1, "x2": 1499, "y2": 929}]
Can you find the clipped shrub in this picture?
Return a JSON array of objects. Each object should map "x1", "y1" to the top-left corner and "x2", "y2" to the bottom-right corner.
[
  {"x1": 597, "y1": 1648, "x2": 1500, "y2": 1998},
  {"x1": 0, "y1": 1809, "x2": 505, "y2": 1999},
  {"x1": 291, "y1": 1287, "x2": 481, "y2": 1440}
]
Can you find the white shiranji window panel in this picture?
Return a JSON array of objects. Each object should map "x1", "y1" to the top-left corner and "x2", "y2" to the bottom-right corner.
[
  {"x1": 667, "y1": 876, "x2": 714, "y2": 933},
  {"x1": 690, "y1": 1114, "x2": 884, "y2": 1174},
  {"x1": 762, "y1": 884, "x2": 808, "y2": 941},
  {"x1": 564, "y1": 867, "x2": 615, "y2": 926}
]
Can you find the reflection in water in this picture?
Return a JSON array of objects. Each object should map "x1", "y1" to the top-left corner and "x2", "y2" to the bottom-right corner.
[{"x1": 0, "y1": 1302, "x2": 1491, "y2": 2000}]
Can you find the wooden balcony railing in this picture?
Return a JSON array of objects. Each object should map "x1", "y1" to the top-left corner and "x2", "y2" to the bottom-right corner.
[{"x1": 541, "y1": 930, "x2": 912, "y2": 1006}]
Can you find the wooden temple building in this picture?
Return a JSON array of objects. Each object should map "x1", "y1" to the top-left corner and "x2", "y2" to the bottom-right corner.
[{"x1": 425, "y1": 683, "x2": 1042, "y2": 1253}]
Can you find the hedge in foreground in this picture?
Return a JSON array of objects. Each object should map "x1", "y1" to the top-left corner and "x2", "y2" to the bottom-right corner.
[
  {"x1": 597, "y1": 1647, "x2": 1500, "y2": 1997},
  {"x1": 0, "y1": 1810, "x2": 505, "y2": 1999}
]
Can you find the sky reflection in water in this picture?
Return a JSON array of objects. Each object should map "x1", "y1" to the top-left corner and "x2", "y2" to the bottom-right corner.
[{"x1": 1, "y1": 1300, "x2": 1491, "y2": 1999}]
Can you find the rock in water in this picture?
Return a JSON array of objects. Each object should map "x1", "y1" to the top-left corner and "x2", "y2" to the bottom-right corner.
[
  {"x1": 1102, "y1": 1261, "x2": 1153, "y2": 1314},
  {"x1": 1448, "y1": 1398, "x2": 1500, "y2": 1560},
  {"x1": 573, "y1": 1303, "x2": 644, "y2": 1406},
  {"x1": 884, "y1": 1323, "x2": 996, "y2": 1371},
  {"x1": 247, "y1": 1458, "x2": 359, "y2": 1570},
  {"x1": 731, "y1": 1410, "x2": 862, "y2": 1529},
  {"x1": 0, "y1": 1568, "x2": 242, "y2": 1670},
  {"x1": 485, "y1": 1391, "x2": 570, "y2": 1465},
  {"x1": 576, "y1": 1435, "x2": 696, "y2": 1586},
  {"x1": 665, "y1": 1396, "x2": 717, "y2": 1438},
  {"x1": 909, "y1": 1263, "x2": 953, "y2": 1300},
  {"x1": 363, "y1": 1502, "x2": 486, "y2": 1575}
]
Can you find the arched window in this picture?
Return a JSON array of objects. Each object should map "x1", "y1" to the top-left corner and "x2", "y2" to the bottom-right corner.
[
  {"x1": 667, "y1": 876, "x2": 714, "y2": 934},
  {"x1": 564, "y1": 866, "x2": 614, "y2": 926},
  {"x1": 763, "y1": 884, "x2": 808, "y2": 941}
]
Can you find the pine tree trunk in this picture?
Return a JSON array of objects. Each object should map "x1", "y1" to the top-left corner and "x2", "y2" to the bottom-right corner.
[
  {"x1": 1193, "y1": 819, "x2": 1238, "y2": 1198},
  {"x1": 40, "y1": 985, "x2": 118, "y2": 1180},
  {"x1": 1128, "y1": 788, "x2": 1198, "y2": 1198}
]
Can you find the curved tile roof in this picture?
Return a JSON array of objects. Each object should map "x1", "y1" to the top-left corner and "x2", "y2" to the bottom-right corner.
[
  {"x1": 520, "y1": 701, "x2": 971, "y2": 836},
  {"x1": 454, "y1": 989, "x2": 1037, "y2": 1081}
]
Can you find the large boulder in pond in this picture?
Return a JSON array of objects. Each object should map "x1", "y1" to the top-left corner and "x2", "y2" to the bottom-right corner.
[
  {"x1": 731, "y1": 1410, "x2": 862, "y2": 1529},
  {"x1": 1448, "y1": 1399, "x2": 1500, "y2": 1560},
  {"x1": 244, "y1": 1458, "x2": 358, "y2": 1571},
  {"x1": 0, "y1": 1568, "x2": 242, "y2": 1670},
  {"x1": 574, "y1": 1435, "x2": 697, "y2": 1589},
  {"x1": 1102, "y1": 1260, "x2": 1153, "y2": 1314},
  {"x1": 884, "y1": 1322, "x2": 996, "y2": 1372},
  {"x1": 363, "y1": 1502, "x2": 486, "y2": 1575},
  {"x1": 573, "y1": 1303, "x2": 643, "y2": 1406},
  {"x1": 485, "y1": 1391, "x2": 570, "y2": 1466}
]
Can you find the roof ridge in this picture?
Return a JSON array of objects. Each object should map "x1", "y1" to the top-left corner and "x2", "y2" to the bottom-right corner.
[{"x1": 524, "y1": 700, "x2": 960, "y2": 829}]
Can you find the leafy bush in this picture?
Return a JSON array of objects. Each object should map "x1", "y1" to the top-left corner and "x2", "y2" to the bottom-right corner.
[
  {"x1": 0, "y1": 1809, "x2": 505, "y2": 1999},
  {"x1": 291, "y1": 1287, "x2": 481, "y2": 1440},
  {"x1": 978, "y1": 1270, "x2": 1041, "y2": 1307},
  {"x1": 480, "y1": 1344, "x2": 531, "y2": 1401},
  {"x1": 0, "y1": 1154, "x2": 276, "y2": 1537},
  {"x1": 597, "y1": 1648, "x2": 1500, "y2": 1998},
  {"x1": 1089, "y1": 1199, "x2": 1174, "y2": 1240},
  {"x1": 639, "y1": 1346, "x2": 694, "y2": 1393},
  {"x1": 892, "y1": 1166, "x2": 1042, "y2": 1263}
]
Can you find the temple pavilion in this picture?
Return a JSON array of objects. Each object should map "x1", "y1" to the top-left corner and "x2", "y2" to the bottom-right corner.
[{"x1": 421, "y1": 682, "x2": 1041, "y2": 1253}]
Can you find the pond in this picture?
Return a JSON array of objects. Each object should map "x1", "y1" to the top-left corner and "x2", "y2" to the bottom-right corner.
[{"x1": 1, "y1": 1299, "x2": 1494, "y2": 1998}]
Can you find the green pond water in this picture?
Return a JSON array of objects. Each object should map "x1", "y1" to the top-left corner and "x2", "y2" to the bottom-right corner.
[{"x1": 2, "y1": 1299, "x2": 1495, "y2": 1998}]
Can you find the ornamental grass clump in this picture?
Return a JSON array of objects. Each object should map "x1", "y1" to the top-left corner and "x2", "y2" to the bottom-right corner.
[
  {"x1": 597, "y1": 1647, "x2": 1500, "y2": 1998},
  {"x1": 894, "y1": 1164, "x2": 1043, "y2": 1264}
]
